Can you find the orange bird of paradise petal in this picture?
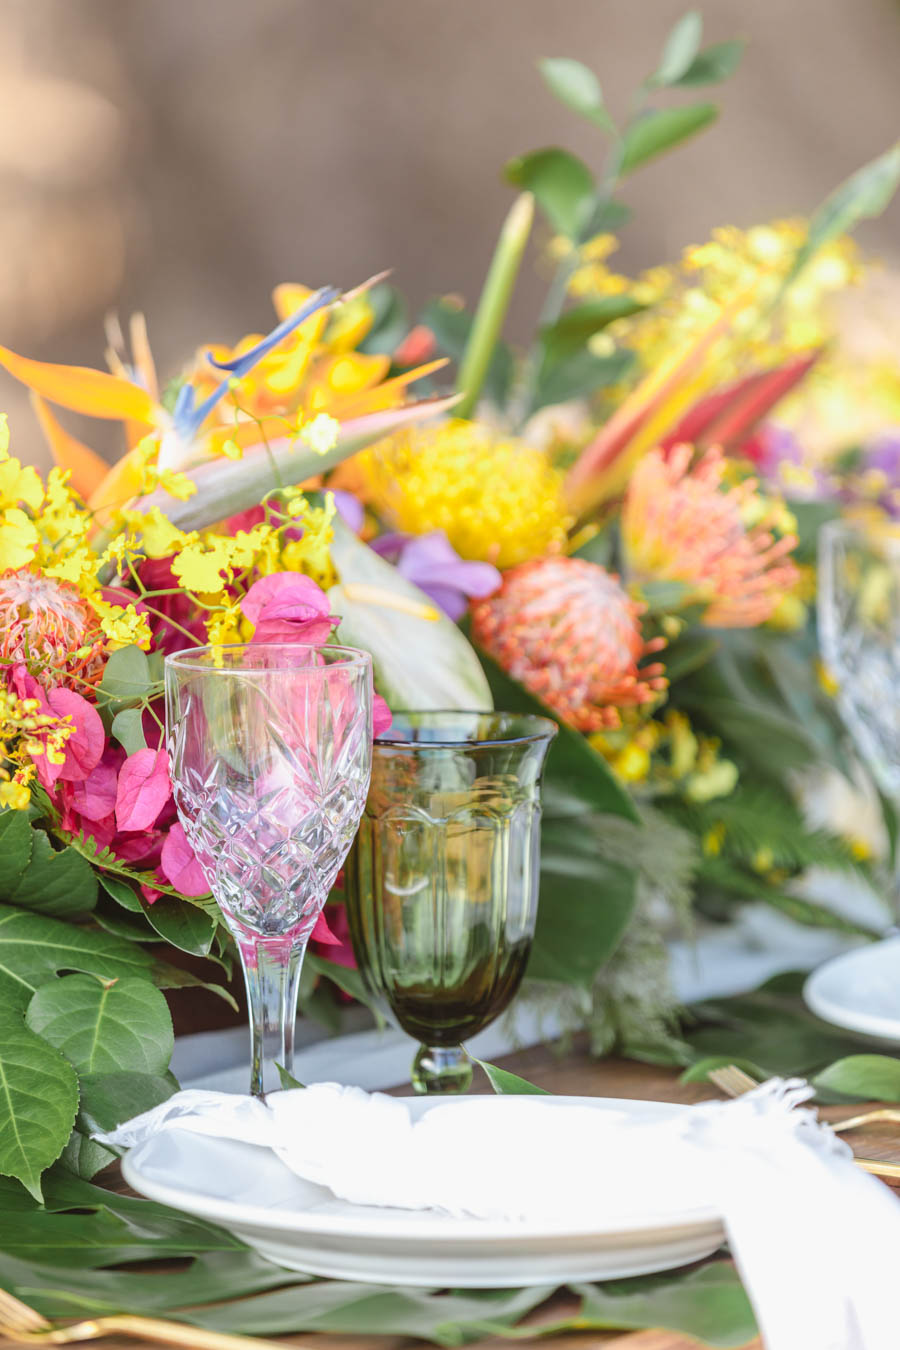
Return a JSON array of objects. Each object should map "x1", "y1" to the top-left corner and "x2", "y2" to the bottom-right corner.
[
  {"x1": 29, "y1": 394, "x2": 111, "y2": 500},
  {"x1": 0, "y1": 344, "x2": 156, "y2": 424}
]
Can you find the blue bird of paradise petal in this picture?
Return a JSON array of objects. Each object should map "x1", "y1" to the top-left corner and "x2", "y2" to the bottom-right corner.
[{"x1": 171, "y1": 285, "x2": 339, "y2": 442}]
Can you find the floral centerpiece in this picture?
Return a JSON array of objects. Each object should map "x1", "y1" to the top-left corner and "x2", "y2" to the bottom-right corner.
[{"x1": 0, "y1": 9, "x2": 899, "y2": 1202}]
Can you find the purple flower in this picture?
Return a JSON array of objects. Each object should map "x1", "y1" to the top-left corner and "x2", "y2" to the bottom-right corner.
[{"x1": 371, "y1": 531, "x2": 500, "y2": 620}]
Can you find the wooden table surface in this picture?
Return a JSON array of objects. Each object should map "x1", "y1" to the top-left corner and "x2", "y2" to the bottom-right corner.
[{"x1": 13, "y1": 1038, "x2": 900, "y2": 1350}]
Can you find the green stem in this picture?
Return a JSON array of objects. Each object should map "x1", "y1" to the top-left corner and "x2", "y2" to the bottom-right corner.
[{"x1": 455, "y1": 193, "x2": 535, "y2": 420}]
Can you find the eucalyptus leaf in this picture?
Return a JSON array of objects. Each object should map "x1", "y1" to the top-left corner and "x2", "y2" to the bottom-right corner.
[
  {"x1": 675, "y1": 39, "x2": 745, "y2": 87},
  {"x1": 649, "y1": 10, "x2": 703, "y2": 86},
  {"x1": 26, "y1": 973, "x2": 173, "y2": 1076},
  {"x1": 505, "y1": 147, "x2": 596, "y2": 238},
  {"x1": 621, "y1": 103, "x2": 718, "y2": 174},
  {"x1": 539, "y1": 57, "x2": 613, "y2": 129},
  {"x1": 813, "y1": 1054, "x2": 900, "y2": 1103},
  {"x1": 680, "y1": 1055, "x2": 769, "y2": 1085},
  {"x1": 0, "y1": 905, "x2": 161, "y2": 1013},
  {"x1": 276, "y1": 1064, "x2": 305, "y2": 1091},
  {"x1": 0, "y1": 810, "x2": 34, "y2": 894},
  {"x1": 305, "y1": 951, "x2": 376, "y2": 1009},
  {"x1": 140, "y1": 894, "x2": 217, "y2": 957},
  {"x1": 476, "y1": 1059, "x2": 549, "y2": 1094},
  {"x1": 98, "y1": 873, "x2": 143, "y2": 912},
  {"x1": 0, "y1": 1011, "x2": 79, "y2": 1200},
  {"x1": 9, "y1": 832, "x2": 97, "y2": 918},
  {"x1": 329, "y1": 516, "x2": 492, "y2": 710},
  {"x1": 111, "y1": 707, "x2": 147, "y2": 754},
  {"x1": 788, "y1": 142, "x2": 900, "y2": 285},
  {"x1": 98, "y1": 645, "x2": 152, "y2": 709}
]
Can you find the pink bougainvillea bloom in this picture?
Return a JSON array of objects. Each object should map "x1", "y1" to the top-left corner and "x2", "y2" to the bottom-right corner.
[
  {"x1": 47, "y1": 687, "x2": 105, "y2": 783},
  {"x1": 471, "y1": 555, "x2": 667, "y2": 734},
  {"x1": 115, "y1": 746, "x2": 172, "y2": 832},
  {"x1": 71, "y1": 759, "x2": 119, "y2": 821},
  {"x1": 373, "y1": 693, "x2": 392, "y2": 738},
  {"x1": 241, "y1": 573, "x2": 339, "y2": 645},
  {"x1": 160, "y1": 822, "x2": 210, "y2": 897},
  {"x1": 621, "y1": 445, "x2": 799, "y2": 628}
]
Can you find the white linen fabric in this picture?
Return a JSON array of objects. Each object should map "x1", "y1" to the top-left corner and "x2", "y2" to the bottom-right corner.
[{"x1": 101, "y1": 1079, "x2": 900, "y2": 1350}]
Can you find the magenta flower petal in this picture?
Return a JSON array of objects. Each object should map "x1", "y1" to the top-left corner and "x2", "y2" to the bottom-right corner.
[
  {"x1": 115, "y1": 747, "x2": 172, "y2": 833},
  {"x1": 373, "y1": 693, "x2": 392, "y2": 738},
  {"x1": 47, "y1": 688, "x2": 105, "y2": 783},
  {"x1": 160, "y1": 823, "x2": 210, "y2": 897},
  {"x1": 71, "y1": 761, "x2": 119, "y2": 822},
  {"x1": 310, "y1": 909, "x2": 342, "y2": 945},
  {"x1": 242, "y1": 573, "x2": 333, "y2": 627}
]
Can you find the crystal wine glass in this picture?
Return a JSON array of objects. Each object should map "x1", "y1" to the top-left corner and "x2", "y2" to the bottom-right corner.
[
  {"x1": 818, "y1": 519, "x2": 900, "y2": 800},
  {"x1": 344, "y1": 710, "x2": 556, "y2": 1093},
  {"x1": 165, "y1": 642, "x2": 372, "y2": 1096}
]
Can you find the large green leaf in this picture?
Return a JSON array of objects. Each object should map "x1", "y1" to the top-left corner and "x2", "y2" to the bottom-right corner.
[
  {"x1": 0, "y1": 1205, "x2": 242, "y2": 1268},
  {"x1": 533, "y1": 347, "x2": 633, "y2": 410},
  {"x1": 566, "y1": 1264, "x2": 755, "y2": 1346},
  {"x1": 538, "y1": 58, "x2": 613, "y2": 130},
  {"x1": 77, "y1": 1070, "x2": 176, "y2": 1136},
  {"x1": 329, "y1": 517, "x2": 492, "y2": 710},
  {"x1": 0, "y1": 1011, "x2": 79, "y2": 1200},
  {"x1": 478, "y1": 649, "x2": 637, "y2": 821},
  {"x1": 813, "y1": 1055, "x2": 900, "y2": 1103},
  {"x1": 531, "y1": 819, "x2": 637, "y2": 985},
  {"x1": 26, "y1": 974, "x2": 173, "y2": 1077},
  {"x1": 621, "y1": 104, "x2": 718, "y2": 174},
  {"x1": 180, "y1": 1283, "x2": 553, "y2": 1343},
  {"x1": 505, "y1": 147, "x2": 596, "y2": 238},
  {"x1": 0, "y1": 811, "x2": 34, "y2": 894},
  {"x1": 0, "y1": 1250, "x2": 300, "y2": 1319},
  {"x1": 0, "y1": 905, "x2": 177, "y2": 1013},
  {"x1": 97, "y1": 645, "x2": 153, "y2": 712},
  {"x1": 9, "y1": 832, "x2": 97, "y2": 918}
]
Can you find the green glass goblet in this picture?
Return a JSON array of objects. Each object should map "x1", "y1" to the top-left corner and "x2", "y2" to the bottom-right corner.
[{"x1": 344, "y1": 711, "x2": 557, "y2": 1093}]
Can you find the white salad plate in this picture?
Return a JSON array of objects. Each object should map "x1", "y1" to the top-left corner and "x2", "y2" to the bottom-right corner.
[
  {"x1": 123, "y1": 1095, "x2": 724, "y2": 1287},
  {"x1": 804, "y1": 935, "x2": 900, "y2": 1045}
]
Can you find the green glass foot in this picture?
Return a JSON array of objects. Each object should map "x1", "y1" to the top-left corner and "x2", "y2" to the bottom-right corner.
[{"x1": 411, "y1": 1044, "x2": 473, "y2": 1094}]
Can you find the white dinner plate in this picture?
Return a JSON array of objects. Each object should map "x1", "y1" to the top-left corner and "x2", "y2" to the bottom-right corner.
[
  {"x1": 123, "y1": 1095, "x2": 724, "y2": 1287},
  {"x1": 804, "y1": 936, "x2": 900, "y2": 1045}
]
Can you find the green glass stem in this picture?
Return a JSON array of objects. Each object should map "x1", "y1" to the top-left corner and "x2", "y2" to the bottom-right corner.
[
  {"x1": 412, "y1": 1044, "x2": 474, "y2": 1095},
  {"x1": 237, "y1": 934, "x2": 307, "y2": 1098}
]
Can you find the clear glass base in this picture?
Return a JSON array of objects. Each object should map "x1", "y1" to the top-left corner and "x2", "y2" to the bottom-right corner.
[{"x1": 411, "y1": 1043, "x2": 473, "y2": 1094}]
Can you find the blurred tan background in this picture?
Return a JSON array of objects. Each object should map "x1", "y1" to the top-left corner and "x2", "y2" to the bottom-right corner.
[{"x1": 2, "y1": 0, "x2": 899, "y2": 467}]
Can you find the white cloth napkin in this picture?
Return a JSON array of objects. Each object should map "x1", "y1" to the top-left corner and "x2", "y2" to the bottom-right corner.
[{"x1": 101, "y1": 1079, "x2": 900, "y2": 1350}]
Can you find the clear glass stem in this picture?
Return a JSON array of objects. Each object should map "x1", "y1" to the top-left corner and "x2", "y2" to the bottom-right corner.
[
  {"x1": 411, "y1": 1043, "x2": 473, "y2": 1094},
  {"x1": 236, "y1": 934, "x2": 307, "y2": 1097}
]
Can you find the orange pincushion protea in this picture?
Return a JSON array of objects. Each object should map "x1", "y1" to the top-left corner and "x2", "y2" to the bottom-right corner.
[
  {"x1": 0, "y1": 571, "x2": 106, "y2": 690},
  {"x1": 471, "y1": 556, "x2": 666, "y2": 732},
  {"x1": 622, "y1": 445, "x2": 799, "y2": 627}
]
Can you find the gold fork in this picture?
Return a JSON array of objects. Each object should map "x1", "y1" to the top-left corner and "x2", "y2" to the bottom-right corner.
[
  {"x1": 707, "y1": 1063, "x2": 900, "y2": 1181},
  {"x1": 0, "y1": 1285, "x2": 288, "y2": 1350}
]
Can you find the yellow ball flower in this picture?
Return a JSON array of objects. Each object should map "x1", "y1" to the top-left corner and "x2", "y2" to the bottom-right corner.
[{"x1": 360, "y1": 419, "x2": 571, "y2": 568}]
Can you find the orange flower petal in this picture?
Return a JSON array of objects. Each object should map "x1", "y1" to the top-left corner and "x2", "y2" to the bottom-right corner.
[
  {"x1": 29, "y1": 394, "x2": 110, "y2": 499},
  {"x1": 0, "y1": 343, "x2": 156, "y2": 423}
]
